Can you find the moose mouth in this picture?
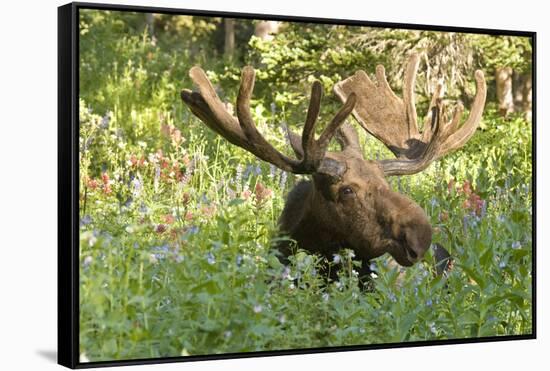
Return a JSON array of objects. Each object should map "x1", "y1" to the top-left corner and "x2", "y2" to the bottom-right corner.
[
  {"x1": 402, "y1": 244, "x2": 419, "y2": 266},
  {"x1": 385, "y1": 239, "x2": 424, "y2": 267}
]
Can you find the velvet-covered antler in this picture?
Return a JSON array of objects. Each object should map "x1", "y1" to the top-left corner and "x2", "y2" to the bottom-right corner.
[
  {"x1": 181, "y1": 66, "x2": 356, "y2": 175},
  {"x1": 333, "y1": 53, "x2": 487, "y2": 176}
]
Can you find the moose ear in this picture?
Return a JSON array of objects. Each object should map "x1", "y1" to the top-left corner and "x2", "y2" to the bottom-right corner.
[{"x1": 316, "y1": 158, "x2": 347, "y2": 180}]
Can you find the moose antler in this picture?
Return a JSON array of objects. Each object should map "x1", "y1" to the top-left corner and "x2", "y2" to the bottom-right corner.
[
  {"x1": 334, "y1": 53, "x2": 487, "y2": 176},
  {"x1": 181, "y1": 66, "x2": 356, "y2": 175}
]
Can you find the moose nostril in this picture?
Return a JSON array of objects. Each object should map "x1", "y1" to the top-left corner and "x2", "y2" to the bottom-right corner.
[{"x1": 406, "y1": 245, "x2": 418, "y2": 260}]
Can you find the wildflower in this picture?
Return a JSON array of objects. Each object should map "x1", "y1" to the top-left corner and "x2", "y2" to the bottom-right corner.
[
  {"x1": 235, "y1": 254, "x2": 243, "y2": 267},
  {"x1": 241, "y1": 189, "x2": 252, "y2": 199},
  {"x1": 87, "y1": 234, "x2": 97, "y2": 247},
  {"x1": 149, "y1": 254, "x2": 158, "y2": 264},
  {"x1": 462, "y1": 180, "x2": 472, "y2": 196},
  {"x1": 206, "y1": 252, "x2": 216, "y2": 265},
  {"x1": 254, "y1": 182, "x2": 273, "y2": 205},
  {"x1": 278, "y1": 314, "x2": 286, "y2": 324},
  {"x1": 243, "y1": 164, "x2": 253, "y2": 180},
  {"x1": 164, "y1": 214, "x2": 175, "y2": 224},
  {"x1": 80, "y1": 215, "x2": 92, "y2": 226},
  {"x1": 426, "y1": 298, "x2": 433, "y2": 307},
  {"x1": 269, "y1": 164, "x2": 277, "y2": 179},
  {"x1": 101, "y1": 172, "x2": 110, "y2": 185},
  {"x1": 253, "y1": 304, "x2": 263, "y2": 313},
  {"x1": 480, "y1": 200, "x2": 487, "y2": 218},
  {"x1": 512, "y1": 241, "x2": 521, "y2": 249},
  {"x1": 279, "y1": 171, "x2": 288, "y2": 189},
  {"x1": 281, "y1": 266, "x2": 292, "y2": 280},
  {"x1": 224, "y1": 331, "x2": 232, "y2": 339},
  {"x1": 499, "y1": 261, "x2": 507, "y2": 269},
  {"x1": 332, "y1": 254, "x2": 341, "y2": 264},
  {"x1": 429, "y1": 322, "x2": 437, "y2": 335},
  {"x1": 86, "y1": 178, "x2": 99, "y2": 190},
  {"x1": 100, "y1": 113, "x2": 110, "y2": 129},
  {"x1": 82, "y1": 256, "x2": 93, "y2": 268},
  {"x1": 154, "y1": 166, "x2": 161, "y2": 180},
  {"x1": 131, "y1": 178, "x2": 142, "y2": 197},
  {"x1": 388, "y1": 293, "x2": 397, "y2": 302},
  {"x1": 201, "y1": 205, "x2": 217, "y2": 217},
  {"x1": 347, "y1": 250, "x2": 356, "y2": 259},
  {"x1": 235, "y1": 164, "x2": 243, "y2": 188},
  {"x1": 462, "y1": 215, "x2": 469, "y2": 234},
  {"x1": 139, "y1": 203, "x2": 149, "y2": 214},
  {"x1": 187, "y1": 226, "x2": 199, "y2": 235},
  {"x1": 322, "y1": 293, "x2": 330, "y2": 302},
  {"x1": 155, "y1": 224, "x2": 167, "y2": 234},
  {"x1": 171, "y1": 128, "x2": 182, "y2": 144}
]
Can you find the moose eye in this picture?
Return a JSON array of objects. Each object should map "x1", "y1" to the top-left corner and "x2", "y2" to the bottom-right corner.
[{"x1": 339, "y1": 186, "x2": 355, "y2": 198}]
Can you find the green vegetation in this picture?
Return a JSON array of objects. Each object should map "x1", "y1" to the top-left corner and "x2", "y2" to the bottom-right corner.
[{"x1": 78, "y1": 10, "x2": 533, "y2": 361}]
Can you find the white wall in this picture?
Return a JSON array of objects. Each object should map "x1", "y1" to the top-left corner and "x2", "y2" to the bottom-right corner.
[{"x1": 0, "y1": 0, "x2": 545, "y2": 370}]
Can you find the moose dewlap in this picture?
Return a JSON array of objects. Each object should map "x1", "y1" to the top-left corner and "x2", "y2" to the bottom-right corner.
[{"x1": 180, "y1": 53, "x2": 486, "y2": 280}]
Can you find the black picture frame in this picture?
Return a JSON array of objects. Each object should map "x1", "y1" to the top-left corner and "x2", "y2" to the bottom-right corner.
[{"x1": 58, "y1": 2, "x2": 537, "y2": 368}]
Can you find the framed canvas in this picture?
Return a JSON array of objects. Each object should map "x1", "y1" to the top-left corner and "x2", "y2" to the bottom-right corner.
[{"x1": 58, "y1": 2, "x2": 536, "y2": 368}]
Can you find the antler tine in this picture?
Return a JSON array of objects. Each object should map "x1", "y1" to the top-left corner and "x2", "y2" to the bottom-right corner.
[
  {"x1": 182, "y1": 65, "x2": 357, "y2": 175},
  {"x1": 300, "y1": 81, "x2": 323, "y2": 165},
  {"x1": 335, "y1": 122, "x2": 363, "y2": 156},
  {"x1": 438, "y1": 70, "x2": 487, "y2": 158},
  {"x1": 235, "y1": 66, "x2": 308, "y2": 173},
  {"x1": 181, "y1": 67, "x2": 252, "y2": 152},
  {"x1": 421, "y1": 82, "x2": 444, "y2": 145},
  {"x1": 403, "y1": 54, "x2": 421, "y2": 137},
  {"x1": 317, "y1": 94, "x2": 357, "y2": 155}
]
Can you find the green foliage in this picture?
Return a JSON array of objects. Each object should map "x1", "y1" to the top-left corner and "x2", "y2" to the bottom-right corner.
[
  {"x1": 78, "y1": 11, "x2": 533, "y2": 362},
  {"x1": 473, "y1": 35, "x2": 532, "y2": 73}
]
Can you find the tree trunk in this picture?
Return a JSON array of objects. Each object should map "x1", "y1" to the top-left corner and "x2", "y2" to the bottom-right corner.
[
  {"x1": 145, "y1": 13, "x2": 155, "y2": 37},
  {"x1": 512, "y1": 71, "x2": 524, "y2": 108},
  {"x1": 224, "y1": 19, "x2": 235, "y2": 58},
  {"x1": 495, "y1": 67, "x2": 514, "y2": 117},
  {"x1": 522, "y1": 71, "x2": 532, "y2": 121}
]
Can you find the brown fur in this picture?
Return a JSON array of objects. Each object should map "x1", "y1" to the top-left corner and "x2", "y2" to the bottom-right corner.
[{"x1": 277, "y1": 151, "x2": 432, "y2": 277}]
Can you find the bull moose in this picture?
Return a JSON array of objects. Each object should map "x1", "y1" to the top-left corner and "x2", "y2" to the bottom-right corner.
[{"x1": 180, "y1": 53, "x2": 486, "y2": 280}]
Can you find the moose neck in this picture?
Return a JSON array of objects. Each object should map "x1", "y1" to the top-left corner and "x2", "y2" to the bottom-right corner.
[{"x1": 279, "y1": 180, "x2": 349, "y2": 260}]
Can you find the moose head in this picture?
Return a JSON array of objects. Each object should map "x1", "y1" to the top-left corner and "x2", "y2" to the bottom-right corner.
[{"x1": 181, "y1": 53, "x2": 486, "y2": 277}]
